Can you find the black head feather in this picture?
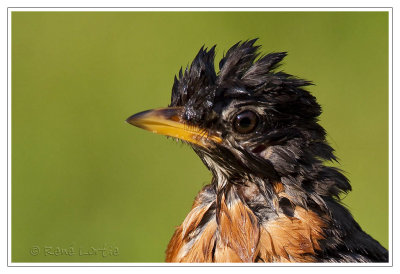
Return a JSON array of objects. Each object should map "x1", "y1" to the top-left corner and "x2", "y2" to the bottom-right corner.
[{"x1": 167, "y1": 39, "x2": 354, "y2": 208}]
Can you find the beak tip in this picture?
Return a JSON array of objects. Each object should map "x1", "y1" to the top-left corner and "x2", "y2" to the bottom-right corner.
[
  {"x1": 126, "y1": 110, "x2": 151, "y2": 126},
  {"x1": 128, "y1": 110, "x2": 151, "y2": 118},
  {"x1": 125, "y1": 116, "x2": 135, "y2": 125}
]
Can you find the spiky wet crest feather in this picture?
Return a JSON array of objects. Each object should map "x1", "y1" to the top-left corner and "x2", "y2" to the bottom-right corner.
[{"x1": 165, "y1": 39, "x2": 388, "y2": 262}]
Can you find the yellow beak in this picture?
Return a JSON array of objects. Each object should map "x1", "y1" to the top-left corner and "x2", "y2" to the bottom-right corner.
[{"x1": 126, "y1": 107, "x2": 222, "y2": 148}]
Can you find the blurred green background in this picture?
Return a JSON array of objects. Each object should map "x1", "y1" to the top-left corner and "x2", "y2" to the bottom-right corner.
[{"x1": 11, "y1": 12, "x2": 389, "y2": 262}]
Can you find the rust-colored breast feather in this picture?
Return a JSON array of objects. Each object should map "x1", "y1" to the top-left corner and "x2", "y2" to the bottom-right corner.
[
  {"x1": 165, "y1": 193, "x2": 217, "y2": 262},
  {"x1": 166, "y1": 186, "x2": 326, "y2": 263},
  {"x1": 257, "y1": 207, "x2": 326, "y2": 262},
  {"x1": 214, "y1": 194, "x2": 259, "y2": 262}
]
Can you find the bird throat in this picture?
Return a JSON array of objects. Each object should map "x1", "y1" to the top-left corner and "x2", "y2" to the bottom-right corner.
[{"x1": 165, "y1": 178, "x2": 327, "y2": 263}]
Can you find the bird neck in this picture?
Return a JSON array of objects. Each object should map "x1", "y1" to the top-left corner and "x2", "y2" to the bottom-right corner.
[{"x1": 166, "y1": 142, "x2": 374, "y2": 262}]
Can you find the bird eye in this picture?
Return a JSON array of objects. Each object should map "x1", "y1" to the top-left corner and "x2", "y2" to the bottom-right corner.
[{"x1": 233, "y1": 110, "x2": 258, "y2": 134}]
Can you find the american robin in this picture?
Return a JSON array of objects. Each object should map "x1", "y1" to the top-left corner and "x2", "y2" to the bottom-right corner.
[{"x1": 126, "y1": 39, "x2": 388, "y2": 263}]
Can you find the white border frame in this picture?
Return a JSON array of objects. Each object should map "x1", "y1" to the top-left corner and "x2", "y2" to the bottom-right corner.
[{"x1": 5, "y1": 6, "x2": 393, "y2": 269}]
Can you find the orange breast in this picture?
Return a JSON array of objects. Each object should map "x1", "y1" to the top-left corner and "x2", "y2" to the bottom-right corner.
[{"x1": 166, "y1": 186, "x2": 326, "y2": 263}]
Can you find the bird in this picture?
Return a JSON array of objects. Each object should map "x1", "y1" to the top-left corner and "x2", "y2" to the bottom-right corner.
[{"x1": 126, "y1": 39, "x2": 388, "y2": 263}]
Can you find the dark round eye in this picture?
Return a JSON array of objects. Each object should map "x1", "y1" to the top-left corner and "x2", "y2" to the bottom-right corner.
[{"x1": 233, "y1": 110, "x2": 258, "y2": 134}]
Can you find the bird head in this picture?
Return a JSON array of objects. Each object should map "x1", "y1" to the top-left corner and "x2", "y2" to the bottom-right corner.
[{"x1": 127, "y1": 39, "x2": 349, "y2": 196}]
